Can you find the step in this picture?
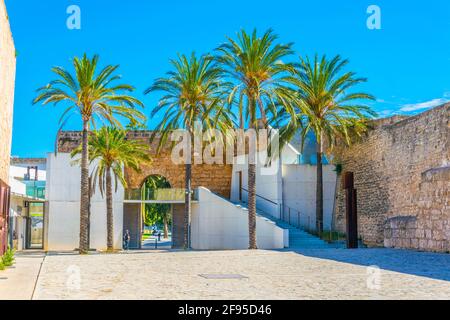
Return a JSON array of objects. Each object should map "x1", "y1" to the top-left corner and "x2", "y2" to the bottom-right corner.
[
  {"x1": 235, "y1": 200, "x2": 337, "y2": 249},
  {"x1": 289, "y1": 240, "x2": 330, "y2": 245},
  {"x1": 289, "y1": 234, "x2": 324, "y2": 239},
  {"x1": 289, "y1": 233, "x2": 322, "y2": 237}
]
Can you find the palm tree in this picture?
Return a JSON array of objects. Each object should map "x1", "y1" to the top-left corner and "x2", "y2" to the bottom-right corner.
[
  {"x1": 72, "y1": 127, "x2": 151, "y2": 251},
  {"x1": 145, "y1": 53, "x2": 233, "y2": 249},
  {"x1": 279, "y1": 54, "x2": 376, "y2": 234},
  {"x1": 33, "y1": 54, "x2": 145, "y2": 254},
  {"x1": 216, "y1": 29, "x2": 295, "y2": 249}
]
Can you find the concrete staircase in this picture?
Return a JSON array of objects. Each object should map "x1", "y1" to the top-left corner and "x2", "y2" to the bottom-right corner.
[
  {"x1": 255, "y1": 209, "x2": 337, "y2": 249},
  {"x1": 234, "y1": 196, "x2": 337, "y2": 249}
]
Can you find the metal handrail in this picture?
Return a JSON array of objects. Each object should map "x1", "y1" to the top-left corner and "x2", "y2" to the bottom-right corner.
[
  {"x1": 239, "y1": 188, "x2": 342, "y2": 245},
  {"x1": 240, "y1": 187, "x2": 278, "y2": 206},
  {"x1": 239, "y1": 188, "x2": 313, "y2": 231},
  {"x1": 281, "y1": 204, "x2": 328, "y2": 235}
]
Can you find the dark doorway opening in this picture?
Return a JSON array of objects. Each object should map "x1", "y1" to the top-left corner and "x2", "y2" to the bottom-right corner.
[{"x1": 25, "y1": 202, "x2": 45, "y2": 249}]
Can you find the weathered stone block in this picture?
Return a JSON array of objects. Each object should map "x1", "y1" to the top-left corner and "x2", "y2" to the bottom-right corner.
[{"x1": 415, "y1": 229, "x2": 425, "y2": 239}]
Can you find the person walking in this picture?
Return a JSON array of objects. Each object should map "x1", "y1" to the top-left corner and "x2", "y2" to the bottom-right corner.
[{"x1": 123, "y1": 230, "x2": 131, "y2": 250}]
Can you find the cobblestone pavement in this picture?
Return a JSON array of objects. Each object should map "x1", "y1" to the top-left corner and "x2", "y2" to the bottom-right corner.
[{"x1": 27, "y1": 248, "x2": 450, "y2": 300}]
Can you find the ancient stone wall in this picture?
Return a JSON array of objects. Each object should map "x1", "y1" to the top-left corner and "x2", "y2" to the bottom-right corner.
[
  {"x1": 0, "y1": 0, "x2": 15, "y2": 183},
  {"x1": 57, "y1": 130, "x2": 232, "y2": 198},
  {"x1": 335, "y1": 104, "x2": 449, "y2": 252}
]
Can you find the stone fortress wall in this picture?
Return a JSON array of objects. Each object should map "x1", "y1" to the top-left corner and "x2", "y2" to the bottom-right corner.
[
  {"x1": 0, "y1": 0, "x2": 15, "y2": 183},
  {"x1": 334, "y1": 104, "x2": 449, "y2": 253},
  {"x1": 57, "y1": 130, "x2": 232, "y2": 198}
]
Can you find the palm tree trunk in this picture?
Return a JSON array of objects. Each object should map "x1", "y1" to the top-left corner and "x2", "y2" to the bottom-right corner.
[
  {"x1": 163, "y1": 214, "x2": 169, "y2": 239},
  {"x1": 184, "y1": 124, "x2": 192, "y2": 249},
  {"x1": 184, "y1": 163, "x2": 191, "y2": 249},
  {"x1": 248, "y1": 100, "x2": 257, "y2": 249},
  {"x1": 316, "y1": 138, "x2": 324, "y2": 235},
  {"x1": 79, "y1": 120, "x2": 90, "y2": 254},
  {"x1": 105, "y1": 166, "x2": 114, "y2": 251},
  {"x1": 248, "y1": 163, "x2": 257, "y2": 249}
]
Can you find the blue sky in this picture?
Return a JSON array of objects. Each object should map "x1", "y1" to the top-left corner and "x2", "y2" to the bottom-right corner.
[{"x1": 5, "y1": 0, "x2": 450, "y2": 157}]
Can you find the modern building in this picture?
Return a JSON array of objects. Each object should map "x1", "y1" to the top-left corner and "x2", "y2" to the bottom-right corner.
[
  {"x1": 9, "y1": 158, "x2": 46, "y2": 250},
  {"x1": 42, "y1": 130, "x2": 337, "y2": 251},
  {"x1": 0, "y1": 0, "x2": 16, "y2": 255}
]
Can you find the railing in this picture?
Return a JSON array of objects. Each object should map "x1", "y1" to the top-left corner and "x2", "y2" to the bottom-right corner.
[
  {"x1": 125, "y1": 188, "x2": 189, "y2": 202},
  {"x1": 238, "y1": 187, "x2": 345, "y2": 245},
  {"x1": 281, "y1": 204, "x2": 345, "y2": 244},
  {"x1": 240, "y1": 187, "x2": 281, "y2": 218},
  {"x1": 240, "y1": 187, "x2": 278, "y2": 206},
  {"x1": 281, "y1": 203, "x2": 314, "y2": 233},
  {"x1": 240, "y1": 187, "x2": 318, "y2": 233}
]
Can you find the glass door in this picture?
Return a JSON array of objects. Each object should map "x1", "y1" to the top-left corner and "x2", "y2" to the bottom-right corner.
[{"x1": 26, "y1": 202, "x2": 44, "y2": 249}]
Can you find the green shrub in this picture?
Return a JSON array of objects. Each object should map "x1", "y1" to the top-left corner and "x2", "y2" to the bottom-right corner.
[
  {"x1": 0, "y1": 260, "x2": 5, "y2": 271},
  {"x1": 2, "y1": 247, "x2": 15, "y2": 267}
]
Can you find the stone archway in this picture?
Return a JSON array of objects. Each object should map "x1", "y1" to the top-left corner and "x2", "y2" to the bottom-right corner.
[
  {"x1": 59, "y1": 130, "x2": 232, "y2": 197},
  {"x1": 120, "y1": 132, "x2": 232, "y2": 249},
  {"x1": 123, "y1": 172, "x2": 186, "y2": 249},
  {"x1": 57, "y1": 130, "x2": 232, "y2": 249}
]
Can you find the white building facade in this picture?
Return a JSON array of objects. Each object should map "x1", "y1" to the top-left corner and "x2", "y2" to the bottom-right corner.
[
  {"x1": 42, "y1": 130, "x2": 338, "y2": 251},
  {"x1": 45, "y1": 153, "x2": 124, "y2": 251},
  {"x1": 9, "y1": 159, "x2": 46, "y2": 251},
  {"x1": 230, "y1": 136, "x2": 337, "y2": 232}
]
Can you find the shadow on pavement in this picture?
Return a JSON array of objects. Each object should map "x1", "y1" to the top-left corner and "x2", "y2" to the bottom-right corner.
[{"x1": 286, "y1": 248, "x2": 450, "y2": 282}]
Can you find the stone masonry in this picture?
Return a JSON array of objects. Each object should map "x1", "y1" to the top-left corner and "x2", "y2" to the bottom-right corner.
[
  {"x1": 334, "y1": 104, "x2": 449, "y2": 252},
  {"x1": 57, "y1": 130, "x2": 232, "y2": 198},
  {"x1": 0, "y1": 0, "x2": 15, "y2": 183}
]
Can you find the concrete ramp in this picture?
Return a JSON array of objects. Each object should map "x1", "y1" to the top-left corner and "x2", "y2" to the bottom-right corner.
[{"x1": 191, "y1": 187, "x2": 287, "y2": 250}]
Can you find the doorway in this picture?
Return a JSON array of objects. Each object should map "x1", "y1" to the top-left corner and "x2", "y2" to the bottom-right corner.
[
  {"x1": 123, "y1": 175, "x2": 178, "y2": 250},
  {"x1": 140, "y1": 175, "x2": 173, "y2": 249},
  {"x1": 26, "y1": 202, "x2": 44, "y2": 249}
]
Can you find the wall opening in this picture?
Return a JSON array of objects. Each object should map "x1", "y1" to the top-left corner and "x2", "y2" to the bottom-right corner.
[{"x1": 140, "y1": 175, "x2": 173, "y2": 249}]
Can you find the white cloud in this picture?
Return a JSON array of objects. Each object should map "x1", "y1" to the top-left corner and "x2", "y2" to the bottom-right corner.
[
  {"x1": 400, "y1": 98, "x2": 449, "y2": 112},
  {"x1": 378, "y1": 109, "x2": 396, "y2": 117}
]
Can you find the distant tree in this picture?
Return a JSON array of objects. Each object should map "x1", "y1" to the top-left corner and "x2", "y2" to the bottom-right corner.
[{"x1": 143, "y1": 175, "x2": 172, "y2": 239}]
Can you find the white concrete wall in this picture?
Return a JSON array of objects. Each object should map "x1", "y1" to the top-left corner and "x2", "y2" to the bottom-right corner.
[
  {"x1": 282, "y1": 165, "x2": 337, "y2": 231},
  {"x1": 46, "y1": 153, "x2": 124, "y2": 251},
  {"x1": 9, "y1": 165, "x2": 46, "y2": 196},
  {"x1": 10, "y1": 196, "x2": 26, "y2": 251},
  {"x1": 230, "y1": 152, "x2": 283, "y2": 219},
  {"x1": 229, "y1": 137, "x2": 338, "y2": 233},
  {"x1": 9, "y1": 173, "x2": 26, "y2": 195},
  {"x1": 11, "y1": 160, "x2": 46, "y2": 171},
  {"x1": 281, "y1": 143, "x2": 301, "y2": 165},
  {"x1": 191, "y1": 187, "x2": 286, "y2": 250},
  {"x1": 9, "y1": 164, "x2": 46, "y2": 182}
]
